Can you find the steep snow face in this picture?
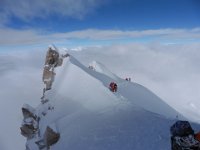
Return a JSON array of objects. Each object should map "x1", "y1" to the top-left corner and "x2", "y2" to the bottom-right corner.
[
  {"x1": 68, "y1": 56, "x2": 182, "y2": 119},
  {"x1": 117, "y1": 82, "x2": 181, "y2": 119},
  {"x1": 27, "y1": 54, "x2": 190, "y2": 150},
  {"x1": 47, "y1": 57, "x2": 119, "y2": 111}
]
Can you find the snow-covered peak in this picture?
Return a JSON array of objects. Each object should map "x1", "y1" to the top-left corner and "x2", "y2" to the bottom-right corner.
[
  {"x1": 89, "y1": 60, "x2": 121, "y2": 81},
  {"x1": 47, "y1": 56, "x2": 118, "y2": 111},
  {"x1": 89, "y1": 61, "x2": 106, "y2": 73},
  {"x1": 65, "y1": 56, "x2": 181, "y2": 119},
  {"x1": 23, "y1": 51, "x2": 190, "y2": 150},
  {"x1": 48, "y1": 44, "x2": 57, "y2": 51}
]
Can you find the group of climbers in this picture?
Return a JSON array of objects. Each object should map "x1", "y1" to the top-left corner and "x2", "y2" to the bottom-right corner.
[
  {"x1": 88, "y1": 65, "x2": 95, "y2": 70},
  {"x1": 125, "y1": 77, "x2": 131, "y2": 81}
]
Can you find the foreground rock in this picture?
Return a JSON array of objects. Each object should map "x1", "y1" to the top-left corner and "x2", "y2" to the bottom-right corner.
[
  {"x1": 20, "y1": 45, "x2": 68, "y2": 150},
  {"x1": 20, "y1": 104, "x2": 38, "y2": 139}
]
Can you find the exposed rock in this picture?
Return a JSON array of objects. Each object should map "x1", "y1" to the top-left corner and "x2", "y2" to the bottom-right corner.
[
  {"x1": 22, "y1": 104, "x2": 37, "y2": 120},
  {"x1": 21, "y1": 104, "x2": 38, "y2": 139},
  {"x1": 21, "y1": 46, "x2": 67, "y2": 149},
  {"x1": 44, "y1": 126, "x2": 60, "y2": 148},
  {"x1": 45, "y1": 47, "x2": 59, "y2": 66},
  {"x1": 35, "y1": 125, "x2": 60, "y2": 150},
  {"x1": 20, "y1": 124, "x2": 37, "y2": 138},
  {"x1": 57, "y1": 58, "x2": 63, "y2": 67},
  {"x1": 42, "y1": 46, "x2": 69, "y2": 93},
  {"x1": 42, "y1": 66, "x2": 55, "y2": 91},
  {"x1": 41, "y1": 98, "x2": 49, "y2": 104}
]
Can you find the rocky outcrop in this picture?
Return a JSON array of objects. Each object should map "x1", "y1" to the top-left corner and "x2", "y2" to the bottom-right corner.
[
  {"x1": 34, "y1": 125, "x2": 60, "y2": 150},
  {"x1": 42, "y1": 46, "x2": 69, "y2": 100},
  {"x1": 44, "y1": 126, "x2": 60, "y2": 148},
  {"x1": 22, "y1": 104, "x2": 37, "y2": 120},
  {"x1": 42, "y1": 47, "x2": 59, "y2": 92},
  {"x1": 20, "y1": 104, "x2": 38, "y2": 139},
  {"x1": 20, "y1": 123, "x2": 37, "y2": 139},
  {"x1": 21, "y1": 46, "x2": 68, "y2": 150},
  {"x1": 42, "y1": 66, "x2": 55, "y2": 91}
]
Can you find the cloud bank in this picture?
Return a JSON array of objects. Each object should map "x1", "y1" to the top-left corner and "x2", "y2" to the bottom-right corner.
[
  {"x1": 0, "y1": 50, "x2": 45, "y2": 150},
  {"x1": 0, "y1": 27, "x2": 200, "y2": 46},
  {"x1": 59, "y1": 28, "x2": 200, "y2": 40},
  {"x1": 69, "y1": 42, "x2": 200, "y2": 121}
]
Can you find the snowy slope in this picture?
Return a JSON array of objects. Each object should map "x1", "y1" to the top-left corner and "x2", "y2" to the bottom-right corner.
[
  {"x1": 89, "y1": 60, "x2": 121, "y2": 81},
  {"x1": 69, "y1": 56, "x2": 183, "y2": 119},
  {"x1": 26, "y1": 54, "x2": 197, "y2": 150}
]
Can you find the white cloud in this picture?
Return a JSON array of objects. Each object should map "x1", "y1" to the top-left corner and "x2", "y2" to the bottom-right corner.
[
  {"x1": 0, "y1": 50, "x2": 45, "y2": 150},
  {"x1": 56, "y1": 28, "x2": 200, "y2": 40},
  {"x1": 0, "y1": 28, "x2": 44, "y2": 45},
  {"x1": 0, "y1": 27, "x2": 200, "y2": 46},
  {"x1": 0, "y1": 0, "x2": 102, "y2": 25},
  {"x1": 69, "y1": 42, "x2": 200, "y2": 121}
]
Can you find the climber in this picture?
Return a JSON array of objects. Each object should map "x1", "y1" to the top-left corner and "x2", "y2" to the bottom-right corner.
[
  {"x1": 88, "y1": 65, "x2": 94, "y2": 70},
  {"x1": 113, "y1": 83, "x2": 117, "y2": 92},
  {"x1": 195, "y1": 132, "x2": 200, "y2": 142},
  {"x1": 109, "y1": 82, "x2": 117, "y2": 92}
]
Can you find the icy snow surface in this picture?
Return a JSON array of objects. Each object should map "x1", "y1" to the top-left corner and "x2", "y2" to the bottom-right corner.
[{"x1": 25, "y1": 55, "x2": 200, "y2": 150}]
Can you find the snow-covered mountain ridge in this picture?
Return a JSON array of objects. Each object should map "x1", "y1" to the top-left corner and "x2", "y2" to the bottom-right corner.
[{"x1": 21, "y1": 49, "x2": 199, "y2": 150}]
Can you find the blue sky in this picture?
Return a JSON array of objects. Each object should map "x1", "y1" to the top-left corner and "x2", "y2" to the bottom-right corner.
[
  {"x1": 0, "y1": 0, "x2": 200, "y2": 49},
  {"x1": 3, "y1": 0, "x2": 200, "y2": 31}
]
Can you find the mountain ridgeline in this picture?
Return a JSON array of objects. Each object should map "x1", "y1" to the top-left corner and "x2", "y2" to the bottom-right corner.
[{"x1": 20, "y1": 46, "x2": 184, "y2": 150}]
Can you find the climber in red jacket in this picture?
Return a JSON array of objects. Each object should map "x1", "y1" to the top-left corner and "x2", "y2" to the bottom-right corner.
[{"x1": 109, "y1": 82, "x2": 117, "y2": 92}]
